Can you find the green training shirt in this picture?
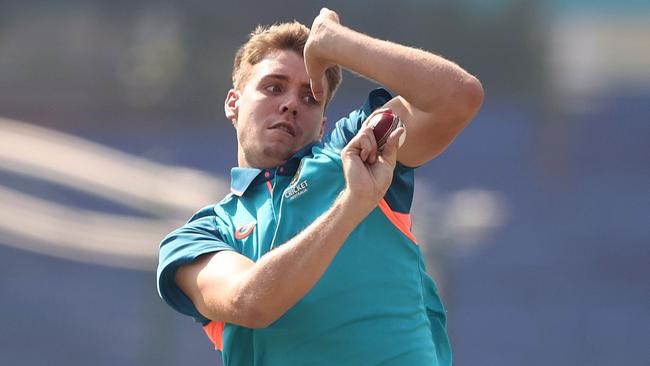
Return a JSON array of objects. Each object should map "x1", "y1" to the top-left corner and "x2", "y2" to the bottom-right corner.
[{"x1": 157, "y1": 88, "x2": 451, "y2": 365}]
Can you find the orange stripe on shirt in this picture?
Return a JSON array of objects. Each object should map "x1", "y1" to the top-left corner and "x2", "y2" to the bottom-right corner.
[
  {"x1": 378, "y1": 199, "x2": 417, "y2": 243},
  {"x1": 203, "y1": 321, "x2": 225, "y2": 351}
]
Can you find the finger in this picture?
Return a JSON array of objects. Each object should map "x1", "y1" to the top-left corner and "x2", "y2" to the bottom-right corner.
[
  {"x1": 308, "y1": 71, "x2": 326, "y2": 102},
  {"x1": 347, "y1": 127, "x2": 377, "y2": 163},
  {"x1": 359, "y1": 127, "x2": 378, "y2": 164},
  {"x1": 360, "y1": 134, "x2": 374, "y2": 163},
  {"x1": 378, "y1": 127, "x2": 404, "y2": 165},
  {"x1": 366, "y1": 133, "x2": 379, "y2": 164},
  {"x1": 303, "y1": 49, "x2": 327, "y2": 103}
]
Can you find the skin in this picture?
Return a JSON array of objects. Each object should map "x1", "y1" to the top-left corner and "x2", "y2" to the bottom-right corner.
[
  {"x1": 175, "y1": 8, "x2": 484, "y2": 328},
  {"x1": 224, "y1": 50, "x2": 328, "y2": 169},
  {"x1": 305, "y1": 8, "x2": 484, "y2": 167}
]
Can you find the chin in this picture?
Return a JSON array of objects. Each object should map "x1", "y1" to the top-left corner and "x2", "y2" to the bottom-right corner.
[{"x1": 258, "y1": 145, "x2": 295, "y2": 166}]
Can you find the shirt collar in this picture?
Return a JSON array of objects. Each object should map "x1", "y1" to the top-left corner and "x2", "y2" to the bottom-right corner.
[
  {"x1": 229, "y1": 141, "x2": 321, "y2": 197},
  {"x1": 229, "y1": 167, "x2": 262, "y2": 196}
]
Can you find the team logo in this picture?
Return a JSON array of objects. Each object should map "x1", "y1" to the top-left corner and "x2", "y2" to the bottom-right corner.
[
  {"x1": 284, "y1": 179, "x2": 308, "y2": 200},
  {"x1": 290, "y1": 160, "x2": 305, "y2": 186},
  {"x1": 234, "y1": 221, "x2": 256, "y2": 240},
  {"x1": 285, "y1": 160, "x2": 309, "y2": 200}
]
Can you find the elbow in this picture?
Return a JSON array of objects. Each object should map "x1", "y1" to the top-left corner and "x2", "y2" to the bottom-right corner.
[
  {"x1": 458, "y1": 75, "x2": 484, "y2": 120},
  {"x1": 467, "y1": 75, "x2": 485, "y2": 111},
  {"x1": 427, "y1": 74, "x2": 484, "y2": 129},
  {"x1": 229, "y1": 293, "x2": 279, "y2": 329},
  {"x1": 240, "y1": 305, "x2": 277, "y2": 329},
  {"x1": 437, "y1": 74, "x2": 484, "y2": 127}
]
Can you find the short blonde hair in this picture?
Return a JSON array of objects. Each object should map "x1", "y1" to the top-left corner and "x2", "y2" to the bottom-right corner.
[{"x1": 232, "y1": 21, "x2": 342, "y2": 105}]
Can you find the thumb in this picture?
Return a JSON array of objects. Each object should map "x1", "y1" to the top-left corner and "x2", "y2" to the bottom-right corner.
[
  {"x1": 378, "y1": 127, "x2": 404, "y2": 165},
  {"x1": 305, "y1": 62, "x2": 327, "y2": 102},
  {"x1": 310, "y1": 75, "x2": 326, "y2": 102}
]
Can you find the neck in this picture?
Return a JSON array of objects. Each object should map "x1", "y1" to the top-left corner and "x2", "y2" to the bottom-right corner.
[{"x1": 237, "y1": 152, "x2": 285, "y2": 169}]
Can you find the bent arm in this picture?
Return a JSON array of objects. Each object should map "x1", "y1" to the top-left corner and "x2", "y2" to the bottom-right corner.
[
  {"x1": 175, "y1": 192, "x2": 366, "y2": 328},
  {"x1": 306, "y1": 9, "x2": 484, "y2": 166},
  {"x1": 175, "y1": 125, "x2": 403, "y2": 329}
]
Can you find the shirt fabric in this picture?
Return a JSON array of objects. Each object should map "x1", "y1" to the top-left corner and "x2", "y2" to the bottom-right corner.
[{"x1": 157, "y1": 88, "x2": 451, "y2": 366}]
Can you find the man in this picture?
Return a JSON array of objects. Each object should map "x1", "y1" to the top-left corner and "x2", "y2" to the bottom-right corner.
[{"x1": 157, "y1": 8, "x2": 483, "y2": 366}]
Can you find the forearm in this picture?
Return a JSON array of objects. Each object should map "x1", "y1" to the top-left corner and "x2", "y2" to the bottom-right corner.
[
  {"x1": 304, "y1": 10, "x2": 483, "y2": 167},
  {"x1": 227, "y1": 191, "x2": 369, "y2": 327},
  {"x1": 314, "y1": 21, "x2": 481, "y2": 115}
]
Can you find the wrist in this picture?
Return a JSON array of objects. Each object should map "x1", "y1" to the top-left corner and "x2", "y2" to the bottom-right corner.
[
  {"x1": 308, "y1": 19, "x2": 343, "y2": 62},
  {"x1": 336, "y1": 189, "x2": 376, "y2": 224}
]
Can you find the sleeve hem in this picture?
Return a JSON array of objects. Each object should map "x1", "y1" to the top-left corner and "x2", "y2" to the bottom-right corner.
[{"x1": 158, "y1": 246, "x2": 234, "y2": 323}]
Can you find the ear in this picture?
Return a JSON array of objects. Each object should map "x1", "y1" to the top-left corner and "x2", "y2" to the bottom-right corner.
[
  {"x1": 319, "y1": 116, "x2": 327, "y2": 139},
  {"x1": 224, "y1": 89, "x2": 240, "y2": 125}
]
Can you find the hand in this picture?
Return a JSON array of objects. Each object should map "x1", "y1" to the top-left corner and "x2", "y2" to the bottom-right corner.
[
  {"x1": 340, "y1": 108, "x2": 405, "y2": 215},
  {"x1": 304, "y1": 8, "x2": 341, "y2": 102}
]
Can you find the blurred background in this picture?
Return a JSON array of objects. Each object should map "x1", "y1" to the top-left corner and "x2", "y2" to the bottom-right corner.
[{"x1": 1, "y1": 1, "x2": 648, "y2": 365}]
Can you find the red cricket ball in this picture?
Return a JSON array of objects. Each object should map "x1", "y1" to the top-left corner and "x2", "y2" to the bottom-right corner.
[{"x1": 368, "y1": 111, "x2": 405, "y2": 149}]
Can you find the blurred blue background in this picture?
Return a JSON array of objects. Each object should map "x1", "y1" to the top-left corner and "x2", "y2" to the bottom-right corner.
[{"x1": 1, "y1": 1, "x2": 648, "y2": 365}]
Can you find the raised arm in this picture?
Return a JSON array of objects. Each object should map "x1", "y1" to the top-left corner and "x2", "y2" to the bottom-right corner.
[
  {"x1": 305, "y1": 8, "x2": 484, "y2": 167},
  {"x1": 175, "y1": 124, "x2": 404, "y2": 328}
]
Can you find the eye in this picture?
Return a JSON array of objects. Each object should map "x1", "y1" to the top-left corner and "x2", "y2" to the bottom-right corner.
[{"x1": 264, "y1": 84, "x2": 282, "y2": 94}]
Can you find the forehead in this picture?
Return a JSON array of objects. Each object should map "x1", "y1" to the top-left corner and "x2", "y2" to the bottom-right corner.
[{"x1": 247, "y1": 50, "x2": 310, "y2": 85}]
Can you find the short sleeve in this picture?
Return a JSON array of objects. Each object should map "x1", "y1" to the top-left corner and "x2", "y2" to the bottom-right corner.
[
  {"x1": 156, "y1": 206, "x2": 235, "y2": 324},
  {"x1": 323, "y1": 88, "x2": 393, "y2": 153}
]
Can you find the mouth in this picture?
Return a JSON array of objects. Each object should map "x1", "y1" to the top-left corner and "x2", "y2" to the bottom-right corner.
[{"x1": 268, "y1": 122, "x2": 296, "y2": 137}]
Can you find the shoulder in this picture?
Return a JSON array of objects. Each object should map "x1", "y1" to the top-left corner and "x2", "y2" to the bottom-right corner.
[{"x1": 189, "y1": 194, "x2": 236, "y2": 224}]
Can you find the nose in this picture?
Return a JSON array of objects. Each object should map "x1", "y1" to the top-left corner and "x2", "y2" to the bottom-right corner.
[{"x1": 280, "y1": 95, "x2": 299, "y2": 117}]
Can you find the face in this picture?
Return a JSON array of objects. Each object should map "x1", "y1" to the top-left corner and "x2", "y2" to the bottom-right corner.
[{"x1": 225, "y1": 50, "x2": 328, "y2": 168}]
